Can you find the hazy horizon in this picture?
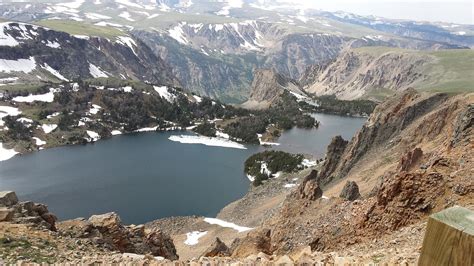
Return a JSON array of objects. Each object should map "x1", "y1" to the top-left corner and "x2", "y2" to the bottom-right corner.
[{"x1": 275, "y1": 0, "x2": 473, "y2": 25}]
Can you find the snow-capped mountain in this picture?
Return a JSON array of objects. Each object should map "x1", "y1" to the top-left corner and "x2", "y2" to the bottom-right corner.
[{"x1": 0, "y1": 0, "x2": 472, "y2": 101}]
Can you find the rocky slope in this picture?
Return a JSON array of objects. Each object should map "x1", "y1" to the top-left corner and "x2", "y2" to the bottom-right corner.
[
  {"x1": 303, "y1": 49, "x2": 431, "y2": 100},
  {"x1": 302, "y1": 47, "x2": 474, "y2": 100},
  {"x1": 0, "y1": 22, "x2": 179, "y2": 87},
  {"x1": 229, "y1": 90, "x2": 473, "y2": 259}
]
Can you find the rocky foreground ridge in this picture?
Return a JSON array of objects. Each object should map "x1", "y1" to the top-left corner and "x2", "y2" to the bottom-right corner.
[{"x1": 0, "y1": 90, "x2": 472, "y2": 265}]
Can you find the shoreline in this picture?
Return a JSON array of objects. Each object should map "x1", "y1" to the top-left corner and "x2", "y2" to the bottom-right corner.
[
  {"x1": 0, "y1": 127, "x2": 252, "y2": 163},
  {"x1": 0, "y1": 111, "x2": 339, "y2": 163}
]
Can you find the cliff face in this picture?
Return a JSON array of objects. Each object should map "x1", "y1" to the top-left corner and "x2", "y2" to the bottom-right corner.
[
  {"x1": 234, "y1": 90, "x2": 473, "y2": 255},
  {"x1": 241, "y1": 69, "x2": 305, "y2": 109}
]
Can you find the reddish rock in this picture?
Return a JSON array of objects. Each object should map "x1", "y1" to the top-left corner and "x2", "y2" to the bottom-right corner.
[
  {"x1": 202, "y1": 237, "x2": 230, "y2": 257},
  {"x1": 231, "y1": 229, "x2": 272, "y2": 258},
  {"x1": 299, "y1": 170, "x2": 323, "y2": 200},
  {"x1": 398, "y1": 147, "x2": 423, "y2": 171}
]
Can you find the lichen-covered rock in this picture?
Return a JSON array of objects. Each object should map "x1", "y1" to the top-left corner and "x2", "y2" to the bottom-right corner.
[{"x1": 339, "y1": 181, "x2": 361, "y2": 201}]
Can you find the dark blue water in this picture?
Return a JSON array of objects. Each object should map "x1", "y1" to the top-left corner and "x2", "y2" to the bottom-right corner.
[{"x1": 0, "y1": 114, "x2": 365, "y2": 224}]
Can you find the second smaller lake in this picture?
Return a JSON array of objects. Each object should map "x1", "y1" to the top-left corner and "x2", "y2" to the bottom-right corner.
[{"x1": 272, "y1": 113, "x2": 366, "y2": 157}]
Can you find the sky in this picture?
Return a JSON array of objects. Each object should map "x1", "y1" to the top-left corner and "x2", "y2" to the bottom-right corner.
[{"x1": 278, "y1": 0, "x2": 473, "y2": 24}]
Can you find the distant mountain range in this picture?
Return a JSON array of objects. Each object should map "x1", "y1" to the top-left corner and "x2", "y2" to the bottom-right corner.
[{"x1": 0, "y1": 0, "x2": 473, "y2": 102}]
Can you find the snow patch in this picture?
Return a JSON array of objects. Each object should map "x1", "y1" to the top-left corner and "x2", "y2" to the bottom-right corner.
[
  {"x1": 12, "y1": 89, "x2": 55, "y2": 103},
  {"x1": 0, "y1": 105, "x2": 21, "y2": 126},
  {"x1": 153, "y1": 86, "x2": 175, "y2": 102},
  {"x1": 33, "y1": 137, "x2": 46, "y2": 146},
  {"x1": 284, "y1": 183, "x2": 297, "y2": 188},
  {"x1": 215, "y1": 131, "x2": 229, "y2": 139},
  {"x1": 168, "y1": 23, "x2": 188, "y2": 45},
  {"x1": 73, "y1": 34, "x2": 90, "y2": 40},
  {"x1": 301, "y1": 159, "x2": 317, "y2": 168},
  {"x1": 119, "y1": 11, "x2": 135, "y2": 21},
  {"x1": 86, "y1": 130, "x2": 100, "y2": 141},
  {"x1": 0, "y1": 57, "x2": 36, "y2": 73},
  {"x1": 193, "y1": 95, "x2": 202, "y2": 103},
  {"x1": 0, "y1": 143, "x2": 18, "y2": 162},
  {"x1": 89, "y1": 104, "x2": 102, "y2": 115},
  {"x1": 168, "y1": 135, "x2": 246, "y2": 150},
  {"x1": 111, "y1": 130, "x2": 122, "y2": 135},
  {"x1": 184, "y1": 231, "x2": 207, "y2": 246},
  {"x1": 148, "y1": 14, "x2": 160, "y2": 19},
  {"x1": 89, "y1": 63, "x2": 108, "y2": 78},
  {"x1": 42, "y1": 124, "x2": 57, "y2": 134},
  {"x1": 135, "y1": 126, "x2": 158, "y2": 132},
  {"x1": 17, "y1": 117, "x2": 33, "y2": 125},
  {"x1": 85, "y1": 13, "x2": 111, "y2": 20},
  {"x1": 116, "y1": 36, "x2": 137, "y2": 56},
  {"x1": 45, "y1": 40, "x2": 61, "y2": 48},
  {"x1": 95, "y1": 21, "x2": 125, "y2": 28},
  {"x1": 41, "y1": 63, "x2": 68, "y2": 81},
  {"x1": 46, "y1": 112, "x2": 61, "y2": 119},
  {"x1": 203, "y1": 217, "x2": 252, "y2": 233}
]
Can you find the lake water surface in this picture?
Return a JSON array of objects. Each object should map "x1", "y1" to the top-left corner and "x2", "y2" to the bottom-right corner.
[{"x1": 0, "y1": 113, "x2": 365, "y2": 224}]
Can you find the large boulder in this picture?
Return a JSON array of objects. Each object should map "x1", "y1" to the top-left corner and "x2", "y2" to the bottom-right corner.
[
  {"x1": 0, "y1": 191, "x2": 19, "y2": 207},
  {"x1": 202, "y1": 237, "x2": 230, "y2": 257},
  {"x1": 86, "y1": 213, "x2": 178, "y2": 260},
  {"x1": 88, "y1": 212, "x2": 134, "y2": 252},
  {"x1": 0, "y1": 207, "x2": 15, "y2": 222},
  {"x1": 339, "y1": 181, "x2": 361, "y2": 201}
]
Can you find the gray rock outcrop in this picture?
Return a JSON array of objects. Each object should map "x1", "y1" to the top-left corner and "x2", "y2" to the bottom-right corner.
[
  {"x1": 339, "y1": 181, "x2": 361, "y2": 201},
  {"x1": 0, "y1": 191, "x2": 57, "y2": 230}
]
